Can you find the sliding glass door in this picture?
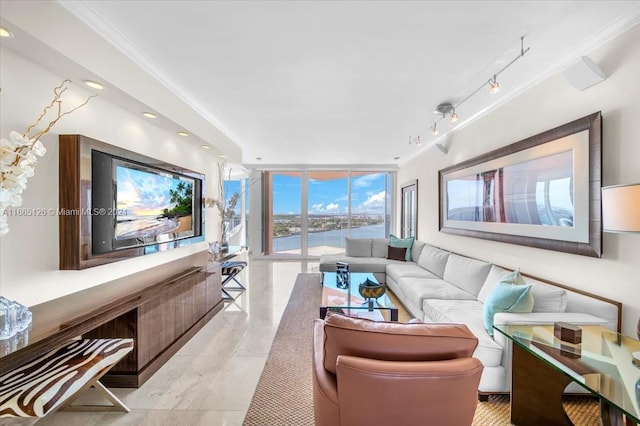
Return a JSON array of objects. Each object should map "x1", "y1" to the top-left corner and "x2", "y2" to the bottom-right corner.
[{"x1": 263, "y1": 170, "x2": 393, "y2": 256}]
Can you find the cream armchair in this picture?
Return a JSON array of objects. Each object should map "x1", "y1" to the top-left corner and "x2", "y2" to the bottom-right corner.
[{"x1": 312, "y1": 312, "x2": 483, "y2": 426}]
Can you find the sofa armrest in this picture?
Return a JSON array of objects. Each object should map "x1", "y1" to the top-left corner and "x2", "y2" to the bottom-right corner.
[
  {"x1": 336, "y1": 355, "x2": 482, "y2": 426},
  {"x1": 493, "y1": 312, "x2": 608, "y2": 327}
]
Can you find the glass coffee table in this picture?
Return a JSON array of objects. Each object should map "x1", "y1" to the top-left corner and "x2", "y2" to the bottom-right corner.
[
  {"x1": 320, "y1": 272, "x2": 398, "y2": 322},
  {"x1": 494, "y1": 324, "x2": 640, "y2": 426}
]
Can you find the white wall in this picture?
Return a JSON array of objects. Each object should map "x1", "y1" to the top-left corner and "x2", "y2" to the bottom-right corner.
[
  {"x1": 0, "y1": 47, "x2": 221, "y2": 306},
  {"x1": 397, "y1": 25, "x2": 640, "y2": 335}
]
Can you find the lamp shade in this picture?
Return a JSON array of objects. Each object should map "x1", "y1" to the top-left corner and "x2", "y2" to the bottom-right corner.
[{"x1": 601, "y1": 183, "x2": 640, "y2": 233}]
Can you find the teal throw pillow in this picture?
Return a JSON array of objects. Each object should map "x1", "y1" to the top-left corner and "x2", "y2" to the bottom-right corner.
[
  {"x1": 389, "y1": 235, "x2": 414, "y2": 261},
  {"x1": 483, "y1": 269, "x2": 534, "y2": 336}
]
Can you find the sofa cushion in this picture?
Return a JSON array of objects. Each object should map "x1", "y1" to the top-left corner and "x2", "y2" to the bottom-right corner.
[
  {"x1": 412, "y1": 240, "x2": 426, "y2": 264},
  {"x1": 386, "y1": 263, "x2": 439, "y2": 283},
  {"x1": 345, "y1": 238, "x2": 372, "y2": 257},
  {"x1": 386, "y1": 246, "x2": 407, "y2": 261},
  {"x1": 371, "y1": 238, "x2": 390, "y2": 258},
  {"x1": 389, "y1": 235, "x2": 414, "y2": 261},
  {"x1": 523, "y1": 277, "x2": 568, "y2": 313},
  {"x1": 417, "y1": 244, "x2": 450, "y2": 277},
  {"x1": 482, "y1": 279, "x2": 533, "y2": 335},
  {"x1": 400, "y1": 278, "x2": 477, "y2": 309},
  {"x1": 322, "y1": 311, "x2": 478, "y2": 374},
  {"x1": 443, "y1": 254, "x2": 492, "y2": 296},
  {"x1": 422, "y1": 299, "x2": 503, "y2": 368}
]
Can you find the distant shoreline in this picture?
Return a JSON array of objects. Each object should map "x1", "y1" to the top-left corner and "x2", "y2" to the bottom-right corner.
[{"x1": 272, "y1": 223, "x2": 386, "y2": 252}]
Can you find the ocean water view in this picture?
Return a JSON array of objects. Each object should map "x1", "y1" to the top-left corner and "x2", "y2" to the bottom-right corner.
[{"x1": 272, "y1": 223, "x2": 386, "y2": 253}]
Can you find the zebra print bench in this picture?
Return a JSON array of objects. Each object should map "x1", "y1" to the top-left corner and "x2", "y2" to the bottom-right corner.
[{"x1": 0, "y1": 338, "x2": 133, "y2": 417}]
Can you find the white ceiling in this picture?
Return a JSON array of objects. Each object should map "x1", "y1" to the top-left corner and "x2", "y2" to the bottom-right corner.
[{"x1": 8, "y1": 1, "x2": 640, "y2": 166}]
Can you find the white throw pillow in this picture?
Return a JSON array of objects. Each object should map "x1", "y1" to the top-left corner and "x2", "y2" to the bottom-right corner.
[
  {"x1": 524, "y1": 277, "x2": 568, "y2": 312},
  {"x1": 345, "y1": 238, "x2": 372, "y2": 257},
  {"x1": 443, "y1": 254, "x2": 492, "y2": 296},
  {"x1": 371, "y1": 238, "x2": 390, "y2": 258},
  {"x1": 477, "y1": 265, "x2": 510, "y2": 303}
]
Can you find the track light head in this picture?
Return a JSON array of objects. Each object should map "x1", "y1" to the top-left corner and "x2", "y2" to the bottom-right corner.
[
  {"x1": 489, "y1": 75, "x2": 501, "y2": 94},
  {"x1": 431, "y1": 123, "x2": 439, "y2": 136},
  {"x1": 449, "y1": 110, "x2": 458, "y2": 123}
]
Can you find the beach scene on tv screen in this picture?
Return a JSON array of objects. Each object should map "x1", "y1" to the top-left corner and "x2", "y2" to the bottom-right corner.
[{"x1": 115, "y1": 165, "x2": 194, "y2": 240}]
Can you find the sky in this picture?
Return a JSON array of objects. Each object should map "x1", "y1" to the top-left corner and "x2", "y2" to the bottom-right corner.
[
  {"x1": 223, "y1": 172, "x2": 389, "y2": 215},
  {"x1": 271, "y1": 172, "x2": 388, "y2": 215},
  {"x1": 117, "y1": 165, "x2": 192, "y2": 217}
]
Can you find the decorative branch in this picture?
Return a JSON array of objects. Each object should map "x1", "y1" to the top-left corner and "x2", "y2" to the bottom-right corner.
[{"x1": 0, "y1": 79, "x2": 95, "y2": 236}]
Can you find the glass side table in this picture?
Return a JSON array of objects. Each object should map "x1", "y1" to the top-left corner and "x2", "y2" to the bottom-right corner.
[{"x1": 494, "y1": 324, "x2": 640, "y2": 426}]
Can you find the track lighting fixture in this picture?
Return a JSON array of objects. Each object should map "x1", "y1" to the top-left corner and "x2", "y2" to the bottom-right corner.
[{"x1": 410, "y1": 37, "x2": 530, "y2": 148}]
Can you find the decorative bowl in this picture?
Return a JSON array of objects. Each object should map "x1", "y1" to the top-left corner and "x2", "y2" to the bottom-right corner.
[{"x1": 358, "y1": 279, "x2": 386, "y2": 299}]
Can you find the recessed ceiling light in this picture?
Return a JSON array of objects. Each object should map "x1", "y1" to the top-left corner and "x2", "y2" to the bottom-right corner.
[
  {"x1": 219, "y1": 154, "x2": 227, "y2": 158},
  {"x1": 177, "y1": 131, "x2": 189, "y2": 137},
  {"x1": 83, "y1": 80, "x2": 104, "y2": 90},
  {"x1": 0, "y1": 27, "x2": 14, "y2": 38},
  {"x1": 200, "y1": 144, "x2": 211, "y2": 149},
  {"x1": 142, "y1": 112, "x2": 157, "y2": 119}
]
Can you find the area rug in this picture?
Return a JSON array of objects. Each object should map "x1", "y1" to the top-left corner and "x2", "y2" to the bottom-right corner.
[{"x1": 243, "y1": 272, "x2": 599, "y2": 425}]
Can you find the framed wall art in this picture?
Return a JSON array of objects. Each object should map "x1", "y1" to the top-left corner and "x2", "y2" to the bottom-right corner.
[{"x1": 439, "y1": 112, "x2": 602, "y2": 257}]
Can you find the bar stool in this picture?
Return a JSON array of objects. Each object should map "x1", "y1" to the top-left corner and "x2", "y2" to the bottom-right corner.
[{"x1": 221, "y1": 260, "x2": 247, "y2": 300}]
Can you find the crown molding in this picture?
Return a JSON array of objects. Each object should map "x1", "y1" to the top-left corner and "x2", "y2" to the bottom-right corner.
[{"x1": 59, "y1": 0, "x2": 243, "y2": 148}]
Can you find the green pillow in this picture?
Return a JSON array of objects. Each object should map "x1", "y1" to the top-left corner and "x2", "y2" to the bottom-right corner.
[
  {"x1": 483, "y1": 269, "x2": 534, "y2": 336},
  {"x1": 389, "y1": 235, "x2": 414, "y2": 261}
]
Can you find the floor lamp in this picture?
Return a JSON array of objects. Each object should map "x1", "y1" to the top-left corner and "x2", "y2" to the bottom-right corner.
[{"x1": 601, "y1": 183, "x2": 640, "y2": 338}]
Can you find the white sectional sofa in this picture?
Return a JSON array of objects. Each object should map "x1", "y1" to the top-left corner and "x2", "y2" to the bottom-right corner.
[{"x1": 319, "y1": 238, "x2": 621, "y2": 395}]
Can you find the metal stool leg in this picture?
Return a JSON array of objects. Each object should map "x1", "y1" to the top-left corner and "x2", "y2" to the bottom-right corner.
[{"x1": 221, "y1": 262, "x2": 247, "y2": 300}]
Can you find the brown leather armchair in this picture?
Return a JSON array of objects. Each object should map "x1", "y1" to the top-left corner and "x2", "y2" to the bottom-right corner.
[{"x1": 312, "y1": 312, "x2": 483, "y2": 426}]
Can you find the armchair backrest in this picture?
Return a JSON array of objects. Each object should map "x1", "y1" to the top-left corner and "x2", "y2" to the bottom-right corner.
[
  {"x1": 313, "y1": 313, "x2": 483, "y2": 426},
  {"x1": 322, "y1": 311, "x2": 478, "y2": 374}
]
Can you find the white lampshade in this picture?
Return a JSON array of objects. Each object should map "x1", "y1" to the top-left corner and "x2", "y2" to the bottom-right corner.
[{"x1": 601, "y1": 183, "x2": 640, "y2": 233}]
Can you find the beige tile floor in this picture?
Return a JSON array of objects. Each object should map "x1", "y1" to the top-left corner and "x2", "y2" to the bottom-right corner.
[{"x1": 21, "y1": 259, "x2": 319, "y2": 426}]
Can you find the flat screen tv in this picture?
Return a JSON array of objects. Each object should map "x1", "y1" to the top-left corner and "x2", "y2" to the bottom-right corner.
[{"x1": 91, "y1": 150, "x2": 203, "y2": 255}]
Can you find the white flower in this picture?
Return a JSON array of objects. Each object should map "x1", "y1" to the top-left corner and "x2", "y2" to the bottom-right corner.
[
  {"x1": 32, "y1": 140, "x2": 46, "y2": 157},
  {"x1": 0, "y1": 214, "x2": 9, "y2": 236},
  {"x1": 0, "y1": 186, "x2": 21, "y2": 208},
  {"x1": 9, "y1": 131, "x2": 31, "y2": 147},
  {"x1": 0, "y1": 147, "x2": 19, "y2": 166},
  {"x1": 0, "y1": 187, "x2": 10, "y2": 205},
  {"x1": 19, "y1": 153, "x2": 37, "y2": 167}
]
